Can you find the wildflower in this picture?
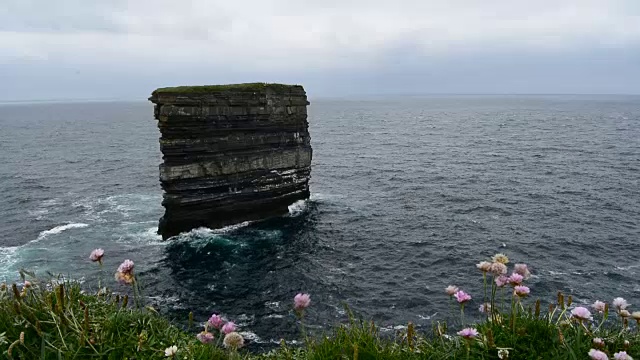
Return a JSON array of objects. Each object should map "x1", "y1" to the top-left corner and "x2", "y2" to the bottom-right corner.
[
  {"x1": 571, "y1": 307, "x2": 592, "y2": 321},
  {"x1": 118, "y1": 259, "x2": 134, "y2": 274},
  {"x1": 514, "y1": 263, "x2": 531, "y2": 279},
  {"x1": 495, "y1": 275, "x2": 508, "y2": 287},
  {"x1": 454, "y1": 290, "x2": 472, "y2": 304},
  {"x1": 514, "y1": 285, "x2": 530, "y2": 297},
  {"x1": 592, "y1": 301, "x2": 606, "y2": 313},
  {"x1": 196, "y1": 331, "x2": 214, "y2": 344},
  {"x1": 223, "y1": 332, "x2": 244, "y2": 349},
  {"x1": 208, "y1": 314, "x2": 225, "y2": 329},
  {"x1": 592, "y1": 338, "x2": 604, "y2": 348},
  {"x1": 613, "y1": 297, "x2": 630, "y2": 311},
  {"x1": 588, "y1": 349, "x2": 609, "y2": 360},
  {"x1": 492, "y1": 253, "x2": 509, "y2": 264},
  {"x1": 620, "y1": 309, "x2": 631, "y2": 318},
  {"x1": 23, "y1": 280, "x2": 31, "y2": 288},
  {"x1": 89, "y1": 249, "x2": 104, "y2": 263},
  {"x1": 614, "y1": 351, "x2": 633, "y2": 360},
  {"x1": 479, "y1": 303, "x2": 492, "y2": 314},
  {"x1": 164, "y1": 345, "x2": 177, "y2": 357},
  {"x1": 631, "y1": 311, "x2": 640, "y2": 321},
  {"x1": 507, "y1": 273, "x2": 524, "y2": 286},
  {"x1": 476, "y1": 261, "x2": 492, "y2": 272},
  {"x1": 221, "y1": 322, "x2": 236, "y2": 334},
  {"x1": 498, "y1": 349, "x2": 509, "y2": 359},
  {"x1": 294, "y1": 293, "x2": 311, "y2": 310},
  {"x1": 490, "y1": 262, "x2": 508, "y2": 275},
  {"x1": 457, "y1": 327, "x2": 478, "y2": 339},
  {"x1": 445, "y1": 285, "x2": 459, "y2": 296}
]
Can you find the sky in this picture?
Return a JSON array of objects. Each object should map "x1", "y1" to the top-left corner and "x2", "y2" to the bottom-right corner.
[{"x1": 1, "y1": 0, "x2": 640, "y2": 101}]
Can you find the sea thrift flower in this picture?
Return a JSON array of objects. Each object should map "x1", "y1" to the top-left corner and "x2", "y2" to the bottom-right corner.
[
  {"x1": 457, "y1": 327, "x2": 479, "y2": 339},
  {"x1": 490, "y1": 262, "x2": 508, "y2": 275},
  {"x1": 588, "y1": 349, "x2": 609, "y2": 360},
  {"x1": 571, "y1": 307, "x2": 592, "y2": 321},
  {"x1": 514, "y1": 285, "x2": 530, "y2": 297},
  {"x1": 507, "y1": 273, "x2": 524, "y2": 286},
  {"x1": 498, "y1": 349, "x2": 509, "y2": 359},
  {"x1": 164, "y1": 345, "x2": 178, "y2": 357},
  {"x1": 208, "y1": 314, "x2": 224, "y2": 329},
  {"x1": 492, "y1": 253, "x2": 509, "y2": 264},
  {"x1": 294, "y1": 293, "x2": 311, "y2": 310},
  {"x1": 614, "y1": 351, "x2": 633, "y2": 360},
  {"x1": 613, "y1": 297, "x2": 630, "y2": 311},
  {"x1": 495, "y1": 275, "x2": 508, "y2": 287},
  {"x1": 592, "y1": 301, "x2": 606, "y2": 313},
  {"x1": 196, "y1": 331, "x2": 214, "y2": 344},
  {"x1": 223, "y1": 332, "x2": 244, "y2": 349},
  {"x1": 479, "y1": 303, "x2": 492, "y2": 314},
  {"x1": 620, "y1": 310, "x2": 631, "y2": 318},
  {"x1": 118, "y1": 259, "x2": 134, "y2": 274},
  {"x1": 454, "y1": 290, "x2": 472, "y2": 304},
  {"x1": 23, "y1": 280, "x2": 31, "y2": 288},
  {"x1": 476, "y1": 261, "x2": 492, "y2": 272},
  {"x1": 221, "y1": 322, "x2": 236, "y2": 334},
  {"x1": 514, "y1": 263, "x2": 531, "y2": 279},
  {"x1": 89, "y1": 248, "x2": 104, "y2": 263},
  {"x1": 445, "y1": 285, "x2": 459, "y2": 296},
  {"x1": 592, "y1": 338, "x2": 604, "y2": 348},
  {"x1": 632, "y1": 311, "x2": 640, "y2": 320}
]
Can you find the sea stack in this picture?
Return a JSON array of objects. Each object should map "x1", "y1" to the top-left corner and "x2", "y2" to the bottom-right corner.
[{"x1": 149, "y1": 83, "x2": 312, "y2": 239}]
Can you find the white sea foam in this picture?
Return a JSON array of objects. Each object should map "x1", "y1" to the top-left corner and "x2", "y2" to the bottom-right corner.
[
  {"x1": 37, "y1": 223, "x2": 89, "y2": 239},
  {"x1": 288, "y1": 200, "x2": 307, "y2": 216},
  {"x1": 0, "y1": 246, "x2": 20, "y2": 276}
]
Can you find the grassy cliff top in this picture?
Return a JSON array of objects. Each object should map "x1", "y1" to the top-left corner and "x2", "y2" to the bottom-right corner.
[{"x1": 152, "y1": 83, "x2": 300, "y2": 95}]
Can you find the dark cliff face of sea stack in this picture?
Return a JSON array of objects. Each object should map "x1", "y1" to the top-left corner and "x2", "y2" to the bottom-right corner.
[{"x1": 148, "y1": 83, "x2": 312, "y2": 239}]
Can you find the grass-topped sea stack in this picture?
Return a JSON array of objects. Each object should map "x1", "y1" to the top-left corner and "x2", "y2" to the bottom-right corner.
[{"x1": 149, "y1": 83, "x2": 312, "y2": 239}]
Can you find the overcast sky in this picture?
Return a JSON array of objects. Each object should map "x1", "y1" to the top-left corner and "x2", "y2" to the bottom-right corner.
[{"x1": 1, "y1": 0, "x2": 639, "y2": 100}]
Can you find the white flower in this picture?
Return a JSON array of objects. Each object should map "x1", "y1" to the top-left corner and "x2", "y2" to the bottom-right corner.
[
  {"x1": 498, "y1": 348, "x2": 509, "y2": 359},
  {"x1": 164, "y1": 345, "x2": 178, "y2": 357},
  {"x1": 613, "y1": 297, "x2": 630, "y2": 311}
]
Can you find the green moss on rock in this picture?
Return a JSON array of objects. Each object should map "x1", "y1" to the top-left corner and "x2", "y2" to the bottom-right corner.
[{"x1": 152, "y1": 83, "x2": 299, "y2": 95}]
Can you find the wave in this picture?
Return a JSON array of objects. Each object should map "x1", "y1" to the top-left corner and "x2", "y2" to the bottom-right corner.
[
  {"x1": 38, "y1": 223, "x2": 89, "y2": 239},
  {"x1": 288, "y1": 200, "x2": 307, "y2": 216}
]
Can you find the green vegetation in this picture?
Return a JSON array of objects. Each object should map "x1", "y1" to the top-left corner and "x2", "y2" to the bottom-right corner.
[
  {"x1": 152, "y1": 83, "x2": 299, "y2": 95},
  {"x1": 3, "y1": 254, "x2": 639, "y2": 359}
]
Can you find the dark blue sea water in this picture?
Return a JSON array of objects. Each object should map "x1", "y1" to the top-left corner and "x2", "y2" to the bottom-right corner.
[{"x1": 1, "y1": 95, "x2": 639, "y2": 345}]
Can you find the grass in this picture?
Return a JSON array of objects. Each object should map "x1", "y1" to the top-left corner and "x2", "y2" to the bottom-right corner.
[
  {"x1": 2, "y1": 257, "x2": 639, "y2": 359},
  {"x1": 152, "y1": 83, "x2": 300, "y2": 94}
]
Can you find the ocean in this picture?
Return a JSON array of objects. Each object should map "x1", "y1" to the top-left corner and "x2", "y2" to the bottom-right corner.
[{"x1": 1, "y1": 95, "x2": 639, "y2": 346}]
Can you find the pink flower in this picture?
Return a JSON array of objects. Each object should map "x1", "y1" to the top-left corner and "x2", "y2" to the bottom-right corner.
[
  {"x1": 592, "y1": 338, "x2": 604, "y2": 348},
  {"x1": 445, "y1": 285, "x2": 459, "y2": 296},
  {"x1": 507, "y1": 273, "x2": 524, "y2": 286},
  {"x1": 196, "y1": 331, "x2": 214, "y2": 344},
  {"x1": 89, "y1": 249, "x2": 104, "y2": 263},
  {"x1": 23, "y1": 280, "x2": 32, "y2": 288},
  {"x1": 294, "y1": 293, "x2": 311, "y2": 310},
  {"x1": 490, "y1": 262, "x2": 507, "y2": 275},
  {"x1": 589, "y1": 349, "x2": 609, "y2": 360},
  {"x1": 208, "y1": 314, "x2": 225, "y2": 329},
  {"x1": 514, "y1": 285, "x2": 530, "y2": 297},
  {"x1": 514, "y1": 263, "x2": 531, "y2": 279},
  {"x1": 614, "y1": 351, "x2": 633, "y2": 360},
  {"x1": 495, "y1": 275, "x2": 508, "y2": 287},
  {"x1": 613, "y1": 297, "x2": 630, "y2": 311},
  {"x1": 117, "y1": 259, "x2": 134, "y2": 274},
  {"x1": 571, "y1": 307, "x2": 592, "y2": 321},
  {"x1": 592, "y1": 301, "x2": 606, "y2": 313},
  {"x1": 457, "y1": 327, "x2": 479, "y2": 339},
  {"x1": 221, "y1": 322, "x2": 236, "y2": 334},
  {"x1": 454, "y1": 290, "x2": 472, "y2": 304}
]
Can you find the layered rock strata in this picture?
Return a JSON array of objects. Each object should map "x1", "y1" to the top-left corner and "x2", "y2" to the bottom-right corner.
[{"x1": 149, "y1": 83, "x2": 312, "y2": 239}]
